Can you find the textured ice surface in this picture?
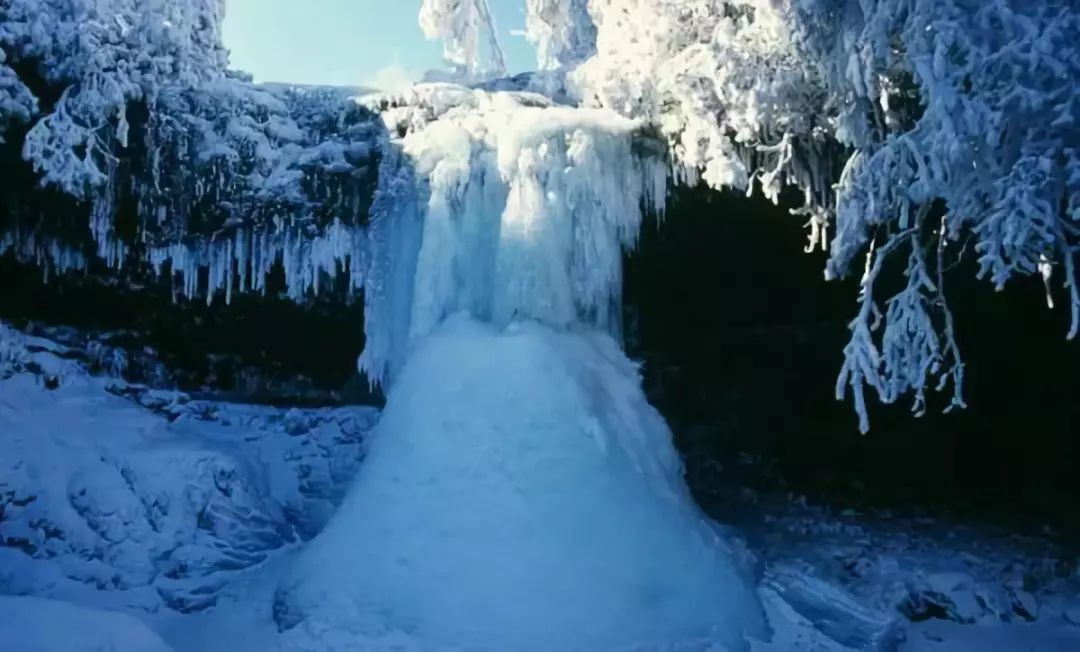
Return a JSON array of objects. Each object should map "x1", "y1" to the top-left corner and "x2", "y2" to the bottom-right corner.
[
  {"x1": 277, "y1": 316, "x2": 765, "y2": 650},
  {"x1": 360, "y1": 87, "x2": 666, "y2": 388},
  {"x1": 272, "y1": 83, "x2": 765, "y2": 650}
]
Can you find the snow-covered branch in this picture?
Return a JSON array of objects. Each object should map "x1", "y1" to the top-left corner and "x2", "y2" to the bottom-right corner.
[
  {"x1": 572, "y1": 0, "x2": 1080, "y2": 429},
  {"x1": 419, "y1": 0, "x2": 507, "y2": 81},
  {"x1": 1, "y1": 0, "x2": 380, "y2": 303}
]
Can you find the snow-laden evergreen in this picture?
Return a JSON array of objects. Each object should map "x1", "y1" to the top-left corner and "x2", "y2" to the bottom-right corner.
[
  {"x1": 0, "y1": 50, "x2": 36, "y2": 142},
  {"x1": 5, "y1": 0, "x2": 1077, "y2": 427},
  {"x1": 2, "y1": 0, "x2": 228, "y2": 196}
]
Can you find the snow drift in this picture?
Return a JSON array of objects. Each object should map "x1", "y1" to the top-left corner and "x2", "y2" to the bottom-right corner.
[{"x1": 0, "y1": 596, "x2": 173, "y2": 652}]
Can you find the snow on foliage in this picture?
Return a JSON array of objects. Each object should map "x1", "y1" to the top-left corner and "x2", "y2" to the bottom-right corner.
[
  {"x1": 137, "y1": 82, "x2": 377, "y2": 304},
  {"x1": 1, "y1": 0, "x2": 377, "y2": 303},
  {"x1": 525, "y1": 0, "x2": 597, "y2": 71},
  {"x1": 0, "y1": 50, "x2": 37, "y2": 143},
  {"x1": 564, "y1": 0, "x2": 1080, "y2": 431},
  {"x1": 1, "y1": 0, "x2": 228, "y2": 196},
  {"x1": 3, "y1": 0, "x2": 1078, "y2": 429},
  {"x1": 419, "y1": 0, "x2": 507, "y2": 82}
]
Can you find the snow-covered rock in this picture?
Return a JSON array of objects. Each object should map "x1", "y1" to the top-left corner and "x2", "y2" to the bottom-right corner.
[
  {"x1": 762, "y1": 563, "x2": 903, "y2": 649},
  {"x1": 0, "y1": 322, "x2": 377, "y2": 613},
  {"x1": 1063, "y1": 602, "x2": 1080, "y2": 626}
]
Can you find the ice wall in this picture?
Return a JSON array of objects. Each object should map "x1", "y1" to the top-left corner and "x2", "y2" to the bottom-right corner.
[
  {"x1": 360, "y1": 89, "x2": 667, "y2": 386},
  {"x1": 277, "y1": 88, "x2": 764, "y2": 650}
]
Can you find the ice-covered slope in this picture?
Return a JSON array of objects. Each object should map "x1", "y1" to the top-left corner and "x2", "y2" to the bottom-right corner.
[
  {"x1": 276, "y1": 316, "x2": 765, "y2": 650},
  {"x1": 0, "y1": 595, "x2": 173, "y2": 652},
  {"x1": 0, "y1": 322, "x2": 377, "y2": 614}
]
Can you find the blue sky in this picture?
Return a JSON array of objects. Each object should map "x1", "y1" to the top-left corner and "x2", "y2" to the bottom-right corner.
[{"x1": 223, "y1": 1, "x2": 535, "y2": 90}]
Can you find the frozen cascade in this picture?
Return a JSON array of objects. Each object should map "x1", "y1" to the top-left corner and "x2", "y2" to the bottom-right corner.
[
  {"x1": 359, "y1": 89, "x2": 668, "y2": 385},
  {"x1": 276, "y1": 89, "x2": 765, "y2": 650}
]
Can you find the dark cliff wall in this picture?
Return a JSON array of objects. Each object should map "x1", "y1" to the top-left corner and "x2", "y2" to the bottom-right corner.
[{"x1": 626, "y1": 184, "x2": 1080, "y2": 532}]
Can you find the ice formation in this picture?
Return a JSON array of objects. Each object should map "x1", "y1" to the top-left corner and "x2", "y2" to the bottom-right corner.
[
  {"x1": 4, "y1": 322, "x2": 1080, "y2": 651},
  {"x1": 279, "y1": 319, "x2": 764, "y2": 650},
  {"x1": 276, "y1": 90, "x2": 763, "y2": 649},
  {"x1": 0, "y1": 321, "x2": 378, "y2": 614},
  {"x1": 2, "y1": 1, "x2": 377, "y2": 301},
  {"x1": 360, "y1": 89, "x2": 667, "y2": 384},
  {"x1": 524, "y1": 0, "x2": 596, "y2": 71},
  {"x1": 5, "y1": 0, "x2": 1078, "y2": 428}
]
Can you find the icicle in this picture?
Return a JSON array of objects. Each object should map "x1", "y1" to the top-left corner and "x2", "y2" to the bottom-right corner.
[
  {"x1": 359, "y1": 91, "x2": 668, "y2": 388},
  {"x1": 1039, "y1": 254, "x2": 1055, "y2": 309}
]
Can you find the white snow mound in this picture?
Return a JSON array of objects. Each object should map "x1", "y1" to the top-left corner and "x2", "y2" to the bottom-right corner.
[
  {"x1": 278, "y1": 315, "x2": 764, "y2": 650},
  {"x1": 0, "y1": 595, "x2": 173, "y2": 652}
]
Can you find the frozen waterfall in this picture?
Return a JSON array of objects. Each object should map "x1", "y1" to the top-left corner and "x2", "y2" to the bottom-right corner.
[{"x1": 276, "y1": 88, "x2": 765, "y2": 650}]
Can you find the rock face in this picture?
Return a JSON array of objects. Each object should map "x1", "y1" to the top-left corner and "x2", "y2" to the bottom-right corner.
[
  {"x1": 0, "y1": 259, "x2": 374, "y2": 407},
  {"x1": 0, "y1": 322, "x2": 378, "y2": 613}
]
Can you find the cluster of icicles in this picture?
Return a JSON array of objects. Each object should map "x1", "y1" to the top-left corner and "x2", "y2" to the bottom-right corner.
[
  {"x1": 3, "y1": 185, "x2": 369, "y2": 305},
  {"x1": 0, "y1": 228, "x2": 88, "y2": 281},
  {"x1": 147, "y1": 219, "x2": 367, "y2": 304}
]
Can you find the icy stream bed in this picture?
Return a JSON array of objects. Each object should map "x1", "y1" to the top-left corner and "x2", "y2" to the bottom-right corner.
[{"x1": 2, "y1": 322, "x2": 1080, "y2": 650}]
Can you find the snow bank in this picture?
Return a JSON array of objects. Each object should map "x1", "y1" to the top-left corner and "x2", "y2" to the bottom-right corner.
[
  {"x1": 0, "y1": 323, "x2": 377, "y2": 613},
  {"x1": 277, "y1": 316, "x2": 764, "y2": 650},
  {"x1": 0, "y1": 595, "x2": 172, "y2": 652}
]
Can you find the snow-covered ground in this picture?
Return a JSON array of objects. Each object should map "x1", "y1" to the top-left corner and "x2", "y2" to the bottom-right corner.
[
  {"x1": 2, "y1": 320, "x2": 1079, "y2": 651},
  {"x1": 743, "y1": 500, "x2": 1080, "y2": 651},
  {"x1": 0, "y1": 322, "x2": 377, "y2": 622}
]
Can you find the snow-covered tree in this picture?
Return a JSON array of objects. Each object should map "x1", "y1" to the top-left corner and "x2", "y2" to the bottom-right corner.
[
  {"x1": 524, "y1": 0, "x2": 596, "y2": 71},
  {"x1": 419, "y1": 0, "x2": 507, "y2": 81},
  {"x1": 5, "y1": 0, "x2": 1078, "y2": 430},
  {"x1": 0, "y1": 50, "x2": 37, "y2": 143},
  {"x1": 1, "y1": 0, "x2": 378, "y2": 302},
  {"x1": 1, "y1": 0, "x2": 228, "y2": 196},
  {"x1": 560, "y1": 0, "x2": 1080, "y2": 431}
]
